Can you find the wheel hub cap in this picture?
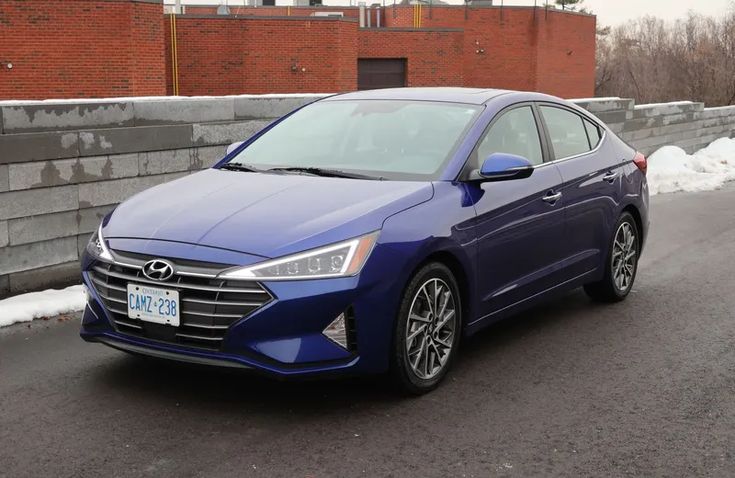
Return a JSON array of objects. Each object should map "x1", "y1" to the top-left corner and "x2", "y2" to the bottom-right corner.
[
  {"x1": 405, "y1": 278, "x2": 457, "y2": 380},
  {"x1": 612, "y1": 222, "x2": 637, "y2": 292}
]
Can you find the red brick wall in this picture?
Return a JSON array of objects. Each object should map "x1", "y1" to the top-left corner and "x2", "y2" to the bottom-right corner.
[
  {"x1": 0, "y1": 2, "x2": 593, "y2": 100},
  {"x1": 0, "y1": 0, "x2": 165, "y2": 100},
  {"x1": 358, "y1": 29, "x2": 464, "y2": 87},
  {"x1": 165, "y1": 16, "x2": 357, "y2": 95},
  {"x1": 382, "y1": 5, "x2": 595, "y2": 98},
  {"x1": 534, "y1": 9, "x2": 596, "y2": 98}
]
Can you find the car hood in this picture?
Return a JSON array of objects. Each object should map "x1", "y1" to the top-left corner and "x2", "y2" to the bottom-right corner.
[{"x1": 104, "y1": 169, "x2": 434, "y2": 259}]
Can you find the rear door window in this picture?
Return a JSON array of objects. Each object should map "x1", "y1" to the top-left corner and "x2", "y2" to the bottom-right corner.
[{"x1": 540, "y1": 106, "x2": 594, "y2": 159}]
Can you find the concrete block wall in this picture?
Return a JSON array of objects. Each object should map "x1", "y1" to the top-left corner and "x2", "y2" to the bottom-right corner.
[
  {"x1": 573, "y1": 98, "x2": 735, "y2": 155},
  {"x1": 0, "y1": 95, "x2": 320, "y2": 297},
  {"x1": 1, "y1": 94, "x2": 734, "y2": 297}
]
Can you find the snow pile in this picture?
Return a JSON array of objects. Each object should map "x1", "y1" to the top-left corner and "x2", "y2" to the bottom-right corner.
[
  {"x1": 0, "y1": 285, "x2": 86, "y2": 328},
  {"x1": 647, "y1": 137, "x2": 735, "y2": 195}
]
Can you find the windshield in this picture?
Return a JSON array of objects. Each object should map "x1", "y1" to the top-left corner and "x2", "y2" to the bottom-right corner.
[{"x1": 225, "y1": 100, "x2": 482, "y2": 180}]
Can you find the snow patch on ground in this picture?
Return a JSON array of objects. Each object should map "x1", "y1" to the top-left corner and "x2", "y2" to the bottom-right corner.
[
  {"x1": 648, "y1": 137, "x2": 735, "y2": 195},
  {"x1": 0, "y1": 285, "x2": 86, "y2": 328}
]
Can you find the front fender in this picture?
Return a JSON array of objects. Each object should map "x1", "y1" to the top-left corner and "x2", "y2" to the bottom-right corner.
[{"x1": 378, "y1": 181, "x2": 479, "y2": 326}]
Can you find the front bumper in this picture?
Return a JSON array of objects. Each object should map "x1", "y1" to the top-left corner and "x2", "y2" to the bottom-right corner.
[{"x1": 80, "y1": 241, "x2": 410, "y2": 378}]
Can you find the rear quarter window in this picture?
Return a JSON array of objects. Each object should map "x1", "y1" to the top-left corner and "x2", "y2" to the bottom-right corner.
[{"x1": 584, "y1": 119, "x2": 601, "y2": 148}]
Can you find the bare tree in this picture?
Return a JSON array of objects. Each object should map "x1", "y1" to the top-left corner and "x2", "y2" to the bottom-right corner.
[{"x1": 596, "y1": 5, "x2": 735, "y2": 106}]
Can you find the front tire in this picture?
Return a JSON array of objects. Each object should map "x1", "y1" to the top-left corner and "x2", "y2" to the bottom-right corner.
[
  {"x1": 390, "y1": 262, "x2": 462, "y2": 395},
  {"x1": 584, "y1": 212, "x2": 640, "y2": 303}
]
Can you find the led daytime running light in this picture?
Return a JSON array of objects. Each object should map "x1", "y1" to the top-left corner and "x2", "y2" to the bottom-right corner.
[{"x1": 220, "y1": 231, "x2": 379, "y2": 281}]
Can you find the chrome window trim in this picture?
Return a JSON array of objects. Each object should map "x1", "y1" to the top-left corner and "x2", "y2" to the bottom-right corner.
[
  {"x1": 456, "y1": 101, "x2": 545, "y2": 181},
  {"x1": 535, "y1": 101, "x2": 607, "y2": 169},
  {"x1": 533, "y1": 129, "x2": 607, "y2": 170}
]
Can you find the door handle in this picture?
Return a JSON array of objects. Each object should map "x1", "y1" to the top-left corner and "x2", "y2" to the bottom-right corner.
[
  {"x1": 542, "y1": 191, "x2": 562, "y2": 204},
  {"x1": 602, "y1": 171, "x2": 619, "y2": 183}
]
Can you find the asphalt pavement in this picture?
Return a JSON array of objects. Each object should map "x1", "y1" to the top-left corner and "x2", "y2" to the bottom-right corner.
[{"x1": 2, "y1": 184, "x2": 735, "y2": 477}]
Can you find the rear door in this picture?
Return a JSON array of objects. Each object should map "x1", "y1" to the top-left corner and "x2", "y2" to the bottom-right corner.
[
  {"x1": 537, "y1": 103, "x2": 623, "y2": 279},
  {"x1": 468, "y1": 104, "x2": 567, "y2": 320}
]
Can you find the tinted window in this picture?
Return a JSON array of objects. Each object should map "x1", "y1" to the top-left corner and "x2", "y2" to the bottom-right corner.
[
  {"x1": 540, "y1": 106, "x2": 591, "y2": 159},
  {"x1": 476, "y1": 106, "x2": 543, "y2": 166},
  {"x1": 228, "y1": 100, "x2": 481, "y2": 181},
  {"x1": 584, "y1": 119, "x2": 601, "y2": 148}
]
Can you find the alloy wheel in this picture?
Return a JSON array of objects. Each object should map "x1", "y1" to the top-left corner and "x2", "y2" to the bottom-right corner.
[
  {"x1": 405, "y1": 278, "x2": 457, "y2": 380},
  {"x1": 611, "y1": 221, "x2": 637, "y2": 292}
]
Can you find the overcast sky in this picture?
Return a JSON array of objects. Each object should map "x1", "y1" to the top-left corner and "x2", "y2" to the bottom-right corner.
[
  {"x1": 167, "y1": 0, "x2": 735, "y2": 26},
  {"x1": 512, "y1": 0, "x2": 734, "y2": 26}
]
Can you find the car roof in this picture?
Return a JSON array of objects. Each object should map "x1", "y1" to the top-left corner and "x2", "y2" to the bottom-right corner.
[{"x1": 324, "y1": 87, "x2": 516, "y2": 105}]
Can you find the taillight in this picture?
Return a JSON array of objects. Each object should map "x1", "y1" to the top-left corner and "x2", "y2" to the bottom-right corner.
[{"x1": 633, "y1": 152, "x2": 647, "y2": 175}]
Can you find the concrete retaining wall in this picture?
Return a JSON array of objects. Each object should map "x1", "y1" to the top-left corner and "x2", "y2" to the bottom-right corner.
[
  {"x1": 0, "y1": 95, "x2": 320, "y2": 296},
  {"x1": 573, "y1": 98, "x2": 735, "y2": 155},
  {"x1": 1, "y1": 94, "x2": 734, "y2": 296}
]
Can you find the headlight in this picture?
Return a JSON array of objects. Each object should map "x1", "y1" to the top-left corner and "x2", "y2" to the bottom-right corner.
[
  {"x1": 220, "y1": 231, "x2": 380, "y2": 281},
  {"x1": 86, "y1": 224, "x2": 114, "y2": 262}
]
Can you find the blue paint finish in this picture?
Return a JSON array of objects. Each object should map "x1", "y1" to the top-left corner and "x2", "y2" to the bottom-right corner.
[
  {"x1": 80, "y1": 88, "x2": 648, "y2": 378},
  {"x1": 479, "y1": 153, "x2": 534, "y2": 180}
]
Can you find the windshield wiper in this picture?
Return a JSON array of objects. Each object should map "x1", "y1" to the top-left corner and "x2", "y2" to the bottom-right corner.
[
  {"x1": 268, "y1": 167, "x2": 383, "y2": 180},
  {"x1": 219, "y1": 163, "x2": 263, "y2": 173}
]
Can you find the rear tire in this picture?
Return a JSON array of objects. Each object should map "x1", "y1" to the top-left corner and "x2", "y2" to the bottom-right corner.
[
  {"x1": 390, "y1": 262, "x2": 462, "y2": 395},
  {"x1": 584, "y1": 212, "x2": 640, "y2": 303}
]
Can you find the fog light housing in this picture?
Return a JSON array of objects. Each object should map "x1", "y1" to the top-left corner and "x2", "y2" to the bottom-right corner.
[{"x1": 323, "y1": 312, "x2": 349, "y2": 350}]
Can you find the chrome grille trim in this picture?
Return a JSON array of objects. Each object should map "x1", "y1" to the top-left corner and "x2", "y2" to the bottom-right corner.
[
  {"x1": 115, "y1": 320, "x2": 142, "y2": 330},
  {"x1": 175, "y1": 332, "x2": 223, "y2": 342},
  {"x1": 106, "y1": 305, "x2": 130, "y2": 316},
  {"x1": 92, "y1": 266, "x2": 267, "y2": 294},
  {"x1": 180, "y1": 297, "x2": 261, "y2": 307},
  {"x1": 108, "y1": 250, "x2": 236, "y2": 279},
  {"x1": 104, "y1": 295, "x2": 128, "y2": 305},
  {"x1": 181, "y1": 322, "x2": 229, "y2": 330},
  {"x1": 179, "y1": 309, "x2": 244, "y2": 319},
  {"x1": 89, "y1": 257, "x2": 273, "y2": 350},
  {"x1": 91, "y1": 275, "x2": 126, "y2": 292},
  {"x1": 176, "y1": 270, "x2": 219, "y2": 278}
]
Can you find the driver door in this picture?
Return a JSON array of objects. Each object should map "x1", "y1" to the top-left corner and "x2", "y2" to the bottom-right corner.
[{"x1": 468, "y1": 104, "x2": 567, "y2": 320}]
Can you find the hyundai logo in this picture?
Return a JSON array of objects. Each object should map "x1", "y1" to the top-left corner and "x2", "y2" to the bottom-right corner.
[{"x1": 142, "y1": 259, "x2": 175, "y2": 281}]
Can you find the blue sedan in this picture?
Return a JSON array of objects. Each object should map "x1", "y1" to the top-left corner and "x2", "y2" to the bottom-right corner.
[{"x1": 80, "y1": 88, "x2": 649, "y2": 394}]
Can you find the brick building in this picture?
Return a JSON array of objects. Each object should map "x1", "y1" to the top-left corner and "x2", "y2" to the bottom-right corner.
[{"x1": 0, "y1": 0, "x2": 596, "y2": 101}]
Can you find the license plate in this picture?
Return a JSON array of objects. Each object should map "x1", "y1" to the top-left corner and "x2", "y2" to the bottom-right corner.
[{"x1": 127, "y1": 284, "x2": 180, "y2": 326}]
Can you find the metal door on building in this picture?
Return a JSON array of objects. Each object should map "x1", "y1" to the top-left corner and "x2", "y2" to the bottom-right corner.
[{"x1": 357, "y1": 59, "x2": 407, "y2": 90}]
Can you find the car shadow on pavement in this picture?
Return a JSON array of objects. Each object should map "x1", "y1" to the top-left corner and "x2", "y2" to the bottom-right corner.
[
  {"x1": 90, "y1": 287, "x2": 612, "y2": 413},
  {"x1": 92, "y1": 349, "x2": 403, "y2": 416},
  {"x1": 458, "y1": 288, "x2": 595, "y2": 362}
]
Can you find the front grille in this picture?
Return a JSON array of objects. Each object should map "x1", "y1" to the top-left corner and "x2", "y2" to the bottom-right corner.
[{"x1": 88, "y1": 257, "x2": 272, "y2": 350}]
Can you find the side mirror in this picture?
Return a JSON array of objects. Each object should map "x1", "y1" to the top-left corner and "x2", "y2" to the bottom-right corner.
[
  {"x1": 226, "y1": 141, "x2": 244, "y2": 156},
  {"x1": 471, "y1": 153, "x2": 535, "y2": 182}
]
